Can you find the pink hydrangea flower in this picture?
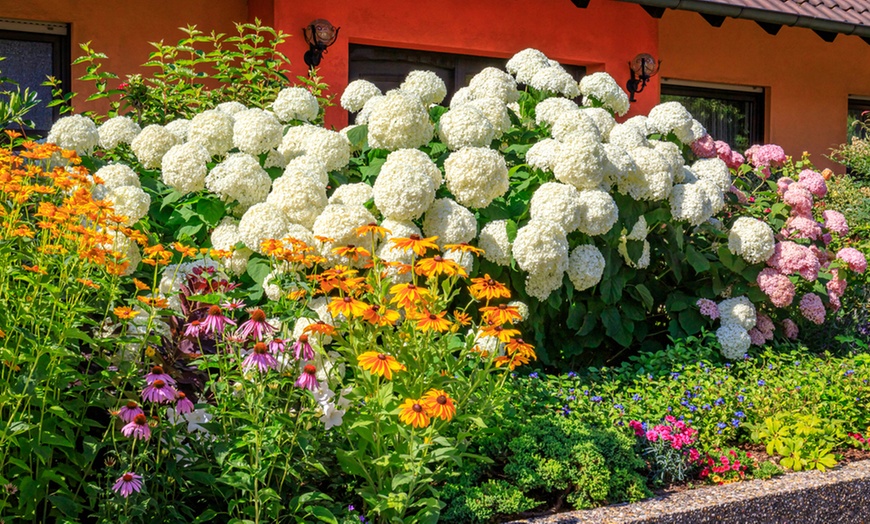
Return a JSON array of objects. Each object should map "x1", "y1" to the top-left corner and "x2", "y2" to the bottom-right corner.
[
  {"x1": 697, "y1": 298, "x2": 720, "y2": 319},
  {"x1": 691, "y1": 135, "x2": 717, "y2": 158},
  {"x1": 782, "y1": 186, "x2": 814, "y2": 217},
  {"x1": 756, "y1": 313, "x2": 775, "y2": 339},
  {"x1": 796, "y1": 169, "x2": 827, "y2": 197},
  {"x1": 757, "y1": 268, "x2": 796, "y2": 307},
  {"x1": 728, "y1": 151, "x2": 745, "y2": 169},
  {"x1": 748, "y1": 328, "x2": 766, "y2": 346},
  {"x1": 715, "y1": 141, "x2": 745, "y2": 169},
  {"x1": 782, "y1": 215, "x2": 822, "y2": 241},
  {"x1": 837, "y1": 247, "x2": 867, "y2": 273},
  {"x1": 729, "y1": 185, "x2": 748, "y2": 205},
  {"x1": 799, "y1": 293, "x2": 826, "y2": 325},
  {"x1": 776, "y1": 177, "x2": 794, "y2": 196},
  {"x1": 822, "y1": 233, "x2": 833, "y2": 245},
  {"x1": 745, "y1": 144, "x2": 787, "y2": 169},
  {"x1": 823, "y1": 210, "x2": 848, "y2": 235},
  {"x1": 782, "y1": 318, "x2": 799, "y2": 340},
  {"x1": 809, "y1": 245, "x2": 830, "y2": 266},
  {"x1": 767, "y1": 242, "x2": 820, "y2": 281},
  {"x1": 826, "y1": 269, "x2": 847, "y2": 311}
]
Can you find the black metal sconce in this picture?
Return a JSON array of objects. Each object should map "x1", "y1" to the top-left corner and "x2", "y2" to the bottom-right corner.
[
  {"x1": 303, "y1": 19, "x2": 340, "y2": 68},
  {"x1": 626, "y1": 53, "x2": 660, "y2": 102}
]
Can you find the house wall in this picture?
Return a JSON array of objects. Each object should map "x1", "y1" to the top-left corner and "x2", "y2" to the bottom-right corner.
[
  {"x1": 659, "y1": 9, "x2": 870, "y2": 171},
  {"x1": 3, "y1": 0, "x2": 247, "y2": 114},
  {"x1": 262, "y1": 0, "x2": 659, "y2": 129}
]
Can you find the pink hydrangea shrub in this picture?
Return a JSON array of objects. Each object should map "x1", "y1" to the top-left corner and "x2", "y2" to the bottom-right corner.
[
  {"x1": 837, "y1": 247, "x2": 867, "y2": 273},
  {"x1": 796, "y1": 169, "x2": 827, "y2": 197},
  {"x1": 757, "y1": 268, "x2": 796, "y2": 307},
  {"x1": 826, "y1": 269, "x2": 847, "y2": 311},
  {"x1": 782, "y1": 215, "x2": 822, "y2": 241},
  {"x1": 776, "y1": 177, "x2": 794, "y2": 196},
  {"x1": 697, "y1": 298, "x2": 720, "y2": 319},
  {"x1": 782, "y1": 318, "x2": 799, "y2": 340},
  {"x1": 691, "y1": 134, "x2": 717, "y2": 158},
  {"x1": 822, "y1": 210, "x2": 848, "y2": 235},
  {"x1": 782, "y1": 186, "x2": 814, "y2": 217},
  {"x1": 798, "y1": 293, "x2": 826, "y2": 325},
  {"x1": 767, "y1": 242, "x2": 820, "y2": 281},
  {"x1": 745, "y1": 144, "x2": 787, "y2": 169}
]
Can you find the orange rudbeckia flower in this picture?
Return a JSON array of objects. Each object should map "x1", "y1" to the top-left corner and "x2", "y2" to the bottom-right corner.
[
  {"x1": 327, "y1": 295, "x2": 369, "y2": 318},
  {"x1": 356, "y1": 223, "x2": 391, "y2": 238},
  {"x1": 421, "y1": 389, "x2": 456, "y2": 421},
  {"x1": 398, "y1": 398, "x2": 430, "y2": 428},
  {"x1": 389, "y1": 283, "x2": 429, "y2": 310},
  {"x1": 415, "y1": 255, "x2": 466, "y2": 278},
  {"x1": 415, "y1": 310, "x2": 452, "y2": 333},
  {"x1": 357, "y1": 351, "x2": 405, "y2": 379},
  {"x1": 480, "y1": 304, "x2": 523, "y2": 326},
  {"x1": 443, "y1": 242, "x2": 484, "y2": 255},
  {"x1": 469, "y1": 274, "x2": 511, "y2": 301},
  {"x1": 390, "y1": 234, "x2": 439, "y2": 257}
]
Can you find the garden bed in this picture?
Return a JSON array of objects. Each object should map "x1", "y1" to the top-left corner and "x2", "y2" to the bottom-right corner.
[{"x1": 512, "y1": 458, "x2": 870, "y2": 523}]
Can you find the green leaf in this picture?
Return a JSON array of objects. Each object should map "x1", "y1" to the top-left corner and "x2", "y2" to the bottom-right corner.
[
  {"x1": 567, "y1": 301, "x2": 586, "y2": 330},
  {"x1": 505, "y1": 219, "x2": 518, "y2": 243},
  {"x1": 625, "y1": 239, "x2": 645, "y2": 264},
  {"x1": 601, "y1": 307, "x2": 631, "y2": 346},
  {"x1": 678, "y1": 309, "x2": 706, "y2": 335},
  {"x1": 310, "y1": 506, "x2": 338, "y2": 524},
  {"x1": 196, "y1": 199, "x2": 226, "y2": 227},
  {"x1": 246, "y1": 257, "x2": 271, "y2": 285},
  {"x1": 634, "y1": 284, "x2": 654, "y2": 311},
  {"x1": 600, "y1": 274, "x2": 626, "y2": 304},
  {"x1": 685, "y1": 245, "x2": 711, "y2": 273},
  {"x1": 346, "y1": 124, "x2": 368, "y2": 148}
]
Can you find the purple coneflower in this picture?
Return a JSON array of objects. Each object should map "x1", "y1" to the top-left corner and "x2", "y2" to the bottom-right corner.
[
  {"x1": 202, "y1": 305, "x2": 236, "y2": 335},
  {"x1": 295, "y1": 364, "x2": 320, "y2": 391},
  {"x1": 118, "y1": 401, "x2": 144, "y2": 423},
  {"x1": 175, "y1": 392, "x2": 194, "y2": 415},
  {"x1": 121, "y1": 414, "x2": 151, "y2": 440},
  {"x1": 292, "y1": 334, "x2": 315, "y2": 361},
  {"x1": 269, "y1": 338, "x2": 286, "y2": 353},
  {"x1": 141, "y1": 379, "x2": 177, "y2": 404},
  {"x1": 112, "y1": 472, "x2": 143, "y2": 498},
  {"x1": 242, "y1": 342, "x2": 279, "y2": 373},
  {"x1": 236, "y1": 308, "x2": 275, "y2": 341},
  {"x1": 183, "y1": 320, "x2": 203, "y2": 337},
  {"x1": 222, "y1": 298, "x2": 246, "y2": 310},
  {"x1": 145, "y1": 365, "x2": 176, "y2": 386}
]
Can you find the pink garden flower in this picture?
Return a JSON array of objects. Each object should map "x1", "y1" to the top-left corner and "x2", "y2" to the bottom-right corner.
[
  {"x1": 118, "y1": 401, "x2": 144, "y2": 423},
  {"x1": 292, "y1": 334, "x2": 315, "y2": 361},
  {"x1": 767, "y1": 242, "x2": 819, "y2": 281},
  {"x1": 112, "y1": 472, "x2": 143, "y2": 498},
  {"x1": 696, "y1": 298, "x2": 720, "y2": 319},
  {"x1": 799, "y1": 293, "x2": 826, "y2": 325},
  {"x1": 729, "y1": 185, "x2": 748, "y2": 205},
  {"x1": 782, "y1": 215, "x2": 822, "y2": 241},
  {"x1": 691, "y1": 135, "x2": 717, "y2": 158},
  {"x1": 295, "y1": 364, "x2": 320, "y2": 391},
  {"x1": 782, "y1": 318, "x2": 799, "y2": 340},
  {"x1": 728, "y1": 151, "x2": 745, "y2": 170},
  {"x1": 141, "y1": 379, "x2": 177, "y2": 404},
  {"x1": 269, "y1": 338, "x2": 286, "y2": 353},
  {"x1": 745, "y1": 144, "x2": 787, "y2": 169},
  {"x1": 837, "y1": 247, "x2": 867, "y2": 273},
  {"x1": 796, "y1": 169, "x2": 827, "y2": 197},
  {"x1": 242, "y1": 342, "x2": 279, "y2": 373},
  {"x1": 145, "y1": 365, "x2": 176, "y2": 386},
  {"x1": 202, "y1": 305, "x2": 236, "y2": 335},
  {"x1": 822, "y1": 210, "x2": 848, "y2": 235},
  {"x1": 822, "y1": 233, "x2": 833, "y2": 245},
  {"x1": 782, "y1": 186, "x2": 814, "y2": 217},
  {"x1": 183, "y1": 320, "x2": 202, "y2": 337},
  {"x1": 826, "y1": 269, "x2": 847, "y2": 311},
  {"x1": 175, "y1": 392, "x2": 194, "y2": 415},
  {"x1": 121, "y1": 414, "x2": 151, "y2": 440},
  {"x1": 776, "y1": 177, "x2": 794, "y2": 196},
  {"x1": 748, "y1": 328, "x2": 766, "y2": 346},
  {"x1": 236, "y1": 308, "x2": 276, "y2": 341},
  {"x1": 221, "y1": 298, "x2": 246, "y2": 310},
  {"x1": 755, "y1": 313, "x2": 775, "y2": 339}
]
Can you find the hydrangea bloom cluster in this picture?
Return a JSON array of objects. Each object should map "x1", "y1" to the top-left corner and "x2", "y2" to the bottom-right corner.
[
  {"x1": 46, "y1": 114, "x2": 100, "y2": 154},
  {"x1": 205, "y1": 153, "x2": 272, "y2": 210},
  {"x1": 131, "y1": 125, "x2": 180, "y2": 169},
  {"x1": 443, "y1": 147, "x2": 509, "y2": 209},
  {"x1": 272, "y1": 86, "x2": 319, "y2": 122},
  {"x1": 98, "y1": 116, "x2": 141, "y2": 150},
  {"x1": 728, "y1": 217, "x2": 775, "y2": 264},
  {"x1": 232, "y1": 108, "x2": 283, "y2": 155},
  {"x1": 713, "y1": 296, "x2": 757, "y2": 359}
]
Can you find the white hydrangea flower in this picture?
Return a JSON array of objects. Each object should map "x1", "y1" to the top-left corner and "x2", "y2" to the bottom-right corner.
[
  {"x1": 380, "y1": 148, "x2": 442, "y2": 189},
  {"x1": 205, "y1": 153, "x2": 272, "y2": 210},
  {"x1": 272, "y1": 86, "x2": 319, "y2": 122},
  {"x1": 263, "y1": 268, "x2": 300, "y2": 301},
  {"x1": 130, "y1": 124, "x2": 179, "y2": 169},
  {"x1": 567, "y1": 244, "x2": 606, "y2": 291},
  {"x1": 698, "y1": 179, "x2": 725, "y2": 214},
  {"x1": 268, "y1": 172, "x2": 328, "y2": 229},
  {"x1": 238, "y1": 202, "x2": 294, "y2": 253},
  {"x1": 355, "y1": 94, "x2": 385, "y2": 125},
  {"x1": 422, "y1": 198, "x2": 477, "y2": 247},
  {"x1": 719, "y1": 296, "x2": 757, "y2": 330},
  {"x1": 579, "y1": 72, "x2": 630, "y2": 116},
  {"x1": 717, "y1": 323, "x2": 751, "y2": 359},
  {"x1": 535, "y1": 97, "x2": 579, "y2": 127},
  {"x1": 513, "y1": 220, "x2": 569, "y2": 300},
  {"x1": 581, "y1": 107, "x2": 616, "y2": 140},
  {"x1": 551, "y1": 110, "x2": 601, "y2": 142},
  {"x1": 210, "y1": 216, "x2": 253, "y2": 275},
  {"x1": 164, "y1": 118, "x2": 190, "y2": 142},
  {"x1": 652, "y1": 140, "x2": 683, "y2": 175},
  {"x1": 449, "y1": 87, "x2": 476, "y2": 108},
  {"x1": 507, "y1": 300, "x2": 530, "y2": 321},
  {"x1": 443, "y1": 147, "x2": 509, "y2": 209},
  {"x1": 443, "y1": 248, "x2": 475, "y2": 275},
  {"x1": 623, "y1": 115, "x2": 651, "y2": 135},
  {"x1": 264, "y1": 149, "x2": 287, "y2": 169},
  {"x1": 647, "y1": 101, "x2": 694, "y2": 138},
  {"x1": 683, "y1": 119, "x2": 707, "y2": 144},
  {"x1": 188, "y1": 110, "x2": 235, "y2": 157},
  {"x1": 469, "y1": 97, "x2": 511, "y2": 137},
  {"x1": 627, "y1": 215, "x2": 648, "y2": 241},
  {"x1": 506, "y1": 48, "x2": 552, "y2": 85},
  {"x1": 525, "y1": 271, "x2": 565, "y2": 301},
  {"x1": 98, "y1": 116, "x2": 141, "y2": 150},
  {"x1": 552, "y1": 134, "x2": 606, "y2": 190},
  {"x1": 216, "y1": 101, "x2": 247, "y2": 116},
  {"x1": 313, "y1": 204, "x2": 377, "y2": 265},
  {"x1": 469, "y1": 67, "x2": 519, "y2": 104},
  {"x1": 669, "y1": 183, "x2": 713, "y2": 226},
  {"x1": 106, "y1": 186, "x2": 150, "y2": 225},
  {"x1": 400, "y1": 70, "x2": 447, "y2": 106},
  {"x1": 232, "y1": 108, "x2": 283, "y2": 155},
  {"x1": 529, "y1": 65, "x2": 580, "y2": 98},
  {"x1": 285, "y1": 155, "x2": 329, "y2": 187},
  {"x1": 278, "y1": 125, "x2": 351, "y2": 172},
  {"x1": 576, "y1": 189, "x2": 619, "y2": 236},
  {"x1": 47, "y1": 114, "x2": 100, "y2": 154},
  {"x1": 161, "y1": 142, "x2": 210, "y2": 194},
  {"x1": 526, "y1": 138, "x2": 560, "y2": 172},
  {"x1": 328, "y1": 183, "x2": 373, "y2": 207},
  {"x1": 602, "y1": 143, "x2": 639, "y2": 188},
  {"x1": 728, "y1": 217, "x2": 775, "y2": 264},
  {"x1": 366, "y1": 90, "x2": 434, "y2": 151},
  {"x1": 621, "y1": 147, "x2": 674, "y2": 201},
  {"x1": 374, "y1": 151, "x2": 438, "y2": 220},
  {"x1": 675, "y1": 165, "x2": 698, "y2": 184},
  {"x1": 93, "y1": 164, "x2": 140, "y2": 194},
  {"x1": 341, "y1": 79, "x2": 382, "y2": 112},
  {"x1": 608, "y1": 123, "x2": 649, "y2": 150},
  {"x1": 529, "y1": 182, "x2": 582, "y2": 232},
  {"x1": 692, "y1": 157, "x2": 732, "y2": 192},
  {"x1": 438, "y1": 104, "x2": 495, "y2": 150},
  {"x1": 478, "y1": 219, "x2": 512, "y2": 266}
]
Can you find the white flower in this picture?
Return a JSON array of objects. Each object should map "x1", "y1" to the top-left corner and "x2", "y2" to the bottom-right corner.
[
  {"x1": 719, "y1": 296, "x2": 757, "y2": 330},
  {"x1": 272, "y1": 86, "x2": 319, "y2": 122},
  {"x1": 602, "y1": 143, "x2": 639, "y2": 188},
  {"x1": 479, "y1": 219, "x2": 512, "y2": 266},
  {"x1": 529, "y1": 65, "x2": 580, "y2": 98},
  {"x1": 232, "y1": 108, "x2": 283, "y2": 155},
  {"x1": 285, "y1": 155, "x2": 329, "y2": 187},
  {"x1": 130, "y1": 125, "x2": 179, "y2": 169},
  {"x1": 444, "y1": 147, "x2": 509, "y2": 209},
  {"x1": 264, "y1": 149, "x2": 287, "y2": 169},
  {"x1": 449, "y1": 87, "x2": 475, "y2": 108},
  {"x1": 401, "y1": 70, "x2": 447, "y2": 106},
  {"x1": 263, "y1": 268, "x2": 300, "y2": 301},
  {"x1": 627, "y1": 215, "x2": 648, "y2": 240},
  {"x1": 469, "y1": 97, "x2": 511, "y2": 137},
  {"x1": 581, "y1": 107, "x2": 616, "y2": 140},
  {"x1": 507, "y1": 300, "x2": 530, "y2": 321},
  {"x1": 444, "y1": 248, "x2": 475, "y2": 274},
  {"x1": 438, "y1": 105, "x2": 495, "y2": 150},
  {"x1": 620, "y1": 147, "x2": 674, "y2": 201},
  {"x1": 341, "y1": 79, "x2": 382, "y2": 112},
  {"x1": 469, "y1": 67, "x2": 519, "y2": 103},
  {"x1": 188, "y1": 110, "x2": 235, "y2": 157},
  {"x1": 292, "y1": 317, "x2": 332, "y2": 347},
  {"x1": 366, "y1": 90, "x2": 434, "y2": 151},
  {"x1": 210, "y1": 217, "x2": 253, "y2": 275},
  {"x1": 355, "y1": 94, "x2": 385, "y2": 125},
  {"x1": 551, "y1": 110, "x2": 601, "y2": 142},
  {"x1": 579, "y1": 72, "x2": 630, "y2": 116},
  {"x1": 93, "y1": 164, "x2": 140, "y2": 196},
  {"x1": 328, "y1": 183, "x2": 373, "y2": 207},
  {"x1": 576, "y1": 189, "x2": 619, "y2": 236},
  {"x1": 47, "y1": 114, "x2": 99, "y2": 154},
  {"x1": 530, "y1": 182, "x2": 582, "y2": 232},
  {"x1": 319, "y1": 403, "x2": 346, "y2": 430},
  {"x1": 669, "y1": 183, "x2": 713, "y2": 226},
  {"x1": 216, "y1": 101, "x2": 247, "y2": 116},
  {"x1": 567, "y1": 244, "x2": 606, "y2": 291},
  {"x1": 507, "y1": 48, "x2": 552, "y2": 85},
  {"x1": 205, "y1": 153, "x2": 272, "y2": 210},
  {"x1": 698, "y1": 179, "x2": 725, "y2": 214},
  {"x1": 552, "y1": 134, "x2": 606, "y2": 190},
  {"x1": 513, "y1": 220, "x2": 569, "y2": 300},
  {"x1": 608, "y1": 123, "x2": 649, "y2": 150},
  {"x1": 675, "y1": 165, "x2": 698, "y2": 184},
  {"x1": 278, "y1": 124, "x2": 351, "y2": 172},
  {"x1": 526, "y1": 138, "x2": 560, "y2": 172},
  {"x1": 312, "y1": 204, "x2": 377, "y2": 264},
  {"x1": 692, "y1": 157, "x2": 732, "y2": 192},
  {"x1": 374, "y1": 150, "x2": 438, "y2": 220},
  {"x1": 682, "y1": 119, "x2": 707, "y2": 144},
  {"x1": 652, "y1": 140, "x2": 683, "y2": 175},
  {"x1": 647, "y1": 101, "x2": 693, "y2": 138},
  {"x1": 535, "y1": 97, "x2": 579, "y2": 127},
  {"x1": 98, "y1": 116, "x2": 141, "y2": 149},
  {"x1": 379, "y1": 148, "x2": 441, "y2": 189},
  {"x1": 728, "y1": 217, "x2": 775, "y2": 264},
  {"x1": 107, "y1": 185, "x2": 150, "y2": 225},
  {"x1": 422, "y1": 198, "x2": 477, "y2": 247},
  {"x1": 164, "y1": 118, "x2": 190, "y2": 141},
  {"x1": 717, "y1": 324, "x2": 751, "y2": 359},
  {"x1": 268, "y1": 172, "x2": 328, "y2": 229},
  {"x1": 238, "y1": 202, "x2": 293, "y2": 253},
  {"x1": 623, "y1": 115, "x2": 651, "y2": 135},
  {"x1": 161, "y1": 142, "x2": 210, "y2": 194}
]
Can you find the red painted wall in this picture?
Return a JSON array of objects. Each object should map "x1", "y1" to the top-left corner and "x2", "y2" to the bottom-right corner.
[
  {"x1": 659, "y1": 10, "x2": 870, "y2": 171},
  {"x1": 259, "y1": 0, "x2": 660, "y2": 129}
]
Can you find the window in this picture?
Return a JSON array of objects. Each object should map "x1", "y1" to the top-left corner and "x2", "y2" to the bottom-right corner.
[
  {"x1": 661, "y1": 81, "x2": 764, "y2": 152},
  {"x1": 0, "y1": 18, "x2": 70, "y2": 136},
  {"x1": 349, "y1": 44, "x2": 585, "y2": 105},
  {"x1": 847, "y1": 97, "x2": 870, "y2": 141}
]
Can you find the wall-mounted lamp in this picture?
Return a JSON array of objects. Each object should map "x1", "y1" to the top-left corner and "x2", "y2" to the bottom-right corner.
[
  {"x1": 302, "y1": 19, "x2": 339, "y2": 68},
  {"x1": 626, "y1": 53, "x2": 660, "y2": 102}
]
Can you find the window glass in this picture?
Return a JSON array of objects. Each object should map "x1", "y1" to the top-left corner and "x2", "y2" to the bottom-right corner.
[{"x1": 847, "y1": 98, "x2": 870, "y2": 141}]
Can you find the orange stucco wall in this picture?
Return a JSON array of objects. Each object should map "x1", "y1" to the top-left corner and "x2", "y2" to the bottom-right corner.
[
  {"x1": 261, "y1": 0, "x2": 660, "y2": 128},
  {"x1": 659, "y1": 9, "x2": 870, "y2": 171},
  {"x1": 2, "y1": 0, "x2": 246, "y2": 114}
]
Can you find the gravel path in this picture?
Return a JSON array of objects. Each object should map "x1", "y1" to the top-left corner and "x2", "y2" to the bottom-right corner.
[{"x1": 510, "y1": 459, "x2": 870, "y2": 523}]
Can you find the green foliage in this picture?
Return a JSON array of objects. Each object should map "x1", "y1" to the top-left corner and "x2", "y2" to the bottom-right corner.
[
  {"x1": 0, "y1": 57, "x2": 40, "y2": 130},
  {"x1": 748, "y1": 413, "x2": 843, "y2": 471},
  {"x1": 831, "y1": 115, "x2": 870, "y2": 179}
]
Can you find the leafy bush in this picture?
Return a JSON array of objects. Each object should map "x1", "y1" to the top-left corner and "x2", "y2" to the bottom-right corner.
[{"x1": 830, "y1": 114, "x2": 870, "y2": 179}]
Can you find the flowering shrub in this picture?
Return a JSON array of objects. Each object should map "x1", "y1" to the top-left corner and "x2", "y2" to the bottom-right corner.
[
  {"x1": 698, "y1": 448, "x2": 763, "y2": 485},
  {"x1": 629, "y1": 416, "x2": 700, "y2": 484}
]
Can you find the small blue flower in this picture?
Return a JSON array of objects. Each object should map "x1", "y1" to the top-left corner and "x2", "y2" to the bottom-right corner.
[
  {"x1": 584, "y1": 389, "x2": 590, "y2": 396},
  {"x1": 731, "y1": 419, "x2": 740, "y2": 427},
  {"x1": 680, "y1": 400, "x2": 689, "y2": 407},
  {"x1": 702, "y1": 404, "x2": 712, "y2": 410},
  {"x1": 714, "y1": 397, "x2": 725, "y2": 406},
  {"x1": 667, "y1": 406, "x2": 673, "y2": 412},
  {"x1": 845, "y1": 370, "x2": 855, "y2": 377},
  {"x1": 725, "y1": 363, "x2": 732, "y2": 368},
  {"x1": 757, "y1": 379, "x2": 766, "y2": 386},
  {"x1": 567, "y1": 371, "x2": 578, "y2": 378},
  {"x1": 768, "y1": 364, "x2": 774, "y2": 370},
  {"x1": 689, "y1": 405, "x2": 697, "y2": 413},
  {"x1": 737, "y1": 395, "x2": 744, "y2": 402},
  {"x1": 348, "y1": 505, "x2": 355, "y2": 512},
  {"x1": 735, "y1": 411, "x2": 745, "y2": 419},
  {"x1": 591, "y1": 396, "x2": 603, "y2": 403},
  {"x1": 632, "y1": 394, "x2": 642, "y2": 401},
  {"x1": 671, "y1": 372, "x2": 681, "y2": 380},
  {"x1": 614, "y1": 404, "x2": 624, "y2": 410},
  {"x1": 568, "y1": 388, "x2": 575, "y2": 393},
  {"x1": 794, "y1": 361, "x2": 801, "y2": 366},
  {"x1": 566, "y1": 395, "x2": 576, "y2": 402},
  {"x1": 529, "y1": 372, "x2": 539, "y2": 379},
  {"x1": 717, "y1": 422, "x2": 727, "y2": 429}
]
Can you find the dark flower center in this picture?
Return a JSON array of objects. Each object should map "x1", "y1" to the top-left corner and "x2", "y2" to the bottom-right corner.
[
  {"x1": 177, "y1": 392, "x2": 187, "y2": 399},
  {"x1": 377, "y1": 353, "x2": 387, "y2": 360},
  {"x1": 133, "y1": 414, "x2": 147, "y2": 425},
  {"x1": 151, "y1": 365, "x2": 164, "y2": 374},
  {"x1": 250, "y1": 309, "x2": 266, "y2": 322},
  {"x1": 126, "y1": 401, "x2": 138, "y2": 409},
  {"x1": 433, "y1": 255, "x2": 443, "y2": 262},
  {"x1": 298, "y1": 334, "x2": 309, "y2": 343},
  {"x1": 254, "y1": 342, "x2": 268, "y2": 354},
  {"x1": 412, "y1": 403, "x2": 423, "y2": 413},
  {"x1": 437, "y1": 395, "x2": 447, "y2": 405},
  {"x1": 208, "y1": 305, "x2": 222, "y2": 316},
  {"x1": 409, "y1": 234, "x2": 421, "y2": 241},
  {"x1": 303, "y1": 365, "x2": 317, "y2": 374},
  {"x1": 486, "y1": 279, "x2": 495, "y2": 286},
  {"x1": 428, "y1": 314, "x2": 437, "y2": 320},
  {"x1": 498, "y1": 304, "x2": 507, "y2": 310},
  {"x1": 343, "y1": 296, "x2": 352, "y2": 303},
  {"x1": 123, "y1": 473, "x2": 134, "y2": 482}
]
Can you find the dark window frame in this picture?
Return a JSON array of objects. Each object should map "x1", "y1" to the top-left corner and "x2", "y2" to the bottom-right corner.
[
  {"x1": 847, "y1": 97, "x2": 870, "y2": 141},
  {"x1": 0, "y1": 27, "x2": 71, "y2": 137}
]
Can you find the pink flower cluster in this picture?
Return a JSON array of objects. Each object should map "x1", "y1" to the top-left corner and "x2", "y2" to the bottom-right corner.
[
  {"x1": 749, "y1": 313, "x2": 775, "y2": 346},
  {"x1": 796, "y1": 169, "x2": 827, "y2": 197},
  {"x1": 782, "y1": 318, "x2": 799, "y2": 340},
  {"x1": 757, "y1": 268, "x2": 795, "y2": 307},
  {"x1": 837, "y1": 247, "x2": 867, "y2": 274},
  {"x1": 782, "y1": 185, "x2": 813, "y2": 216},
  {"x1": 799, "y1": 293, "x2": 826, "y2": 325},
  {"x1": 826, "y1": 269, "x2": 847, "y2": 311},
  {"x1": 691, "y1": 135, "x2": 717, "y2": 158},
  {"x1": 782, "y1": 215, "x2": 822, "y2": 241},
  {"x1": 631, "y1": 416, "x2": 699, "y2": 454},
  {"x1": 697, "y1": 298, "x2": 720, "y2": 319},
  {"x1": 745, "y1": 144, "x2": 787, "y2": 169},
  {"x1": 823, "y1": 210, "x2": 849, "y2": 236},
  {"x1": 714, "y1": 141, "x2": 745, "y2": 169},
  {"x1": 767, "y1": 241, "x2": 820, "y2": 281}
]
